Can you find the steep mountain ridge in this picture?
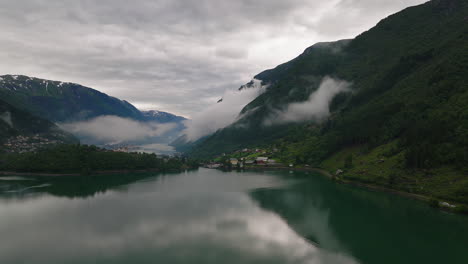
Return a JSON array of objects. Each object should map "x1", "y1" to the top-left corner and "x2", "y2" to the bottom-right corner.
[
  {"x1": 188, "y1": 0, "x2": 468, "y2": 159},
  {"x1": 141, "y1": 110, "x2": 187, "y2": 123},
  {"x1": 0, "y1": 75, "x2": 143, "y2": 122}
]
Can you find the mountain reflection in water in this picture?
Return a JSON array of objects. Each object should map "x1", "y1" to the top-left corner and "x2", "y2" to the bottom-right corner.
[{"x1": 0, "y1": 169, "x2": 467, "y2": 264}]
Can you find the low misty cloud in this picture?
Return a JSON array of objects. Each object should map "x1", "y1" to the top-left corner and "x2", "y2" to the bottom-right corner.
[
  {"x1": 135, "y1": 143, "x2": 175, "y2": 154},
  {"x1": 183, "y1": 80, "x2": 266, "y2": 141},
  {"x1": 60, "y1": 115, "x2": 177, "y2": 144},
  {"x1": 0, "y1": 112, "x2": 13, "y2": 127},
  {"x1": 264, "y1": 77, "x2": 350, "y2": 125}
]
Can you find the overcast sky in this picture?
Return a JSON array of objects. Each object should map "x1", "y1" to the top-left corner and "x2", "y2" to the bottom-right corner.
[{"x1": 0, "y1": 0, "x2": 426, "y2": 117}]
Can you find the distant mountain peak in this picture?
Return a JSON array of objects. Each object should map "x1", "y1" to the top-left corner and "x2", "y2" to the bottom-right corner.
[
  {"x1": 141, "y1": 109, "x2": 187, "y2": 123},
  {"x1": 0, "y1": 74, "x2": 77, "y2": 91},
  {"x1": 144, "y1": 110, "x2": 162, "y2": 115}
]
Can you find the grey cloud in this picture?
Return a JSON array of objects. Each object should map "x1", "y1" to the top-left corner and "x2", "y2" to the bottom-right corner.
[
  {"x1": 135, "y1": 143, "x2": 175, "y2": 154},
  {"x1": 216, "y1": 47, "x2": 249, "y2": 60},
  {"x1": 0, "y1": 0, "x2": 427, "y2": 117},
  {"x1": 310, "y1": 0, "x2": 427, "y2": 37}
]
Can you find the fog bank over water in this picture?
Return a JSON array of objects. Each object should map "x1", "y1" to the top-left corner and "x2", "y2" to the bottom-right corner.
[
  {"x1": 61, "y1": 115, "x2": 177, "y2": 144},
  {"x1": 59, "y1": 115, "x2": 180, "y2": 153}
]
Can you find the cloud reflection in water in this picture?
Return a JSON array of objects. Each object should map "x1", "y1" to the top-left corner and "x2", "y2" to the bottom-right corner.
[{"x1": 0, "y1": 169, "x2": 358, "y2": 264}]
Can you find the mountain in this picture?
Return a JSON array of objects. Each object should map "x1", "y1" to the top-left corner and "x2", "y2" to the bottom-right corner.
[
  {"x1": 0, "y1": 98, "x2": 77, "y2": 152},
  {"x1": 187, "y1": 0, "x2": 468, "y2": 203},
  {"x1": 190, "y1": 0, "x2": 468, "y2": 156},
  {"x1": 0, "y1": 75, "x2": 188, "y2": 126},
  {"x1": 0, "y1": 75, "x2": 143, "y2": 122},
  {"x1": 141, "y1": 110, "x2": 187, "y2": 123},
  {"x1": 0, "y1": 75, "x2": 188, "y2": 151}
]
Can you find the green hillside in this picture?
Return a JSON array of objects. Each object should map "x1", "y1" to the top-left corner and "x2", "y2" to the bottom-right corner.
[
  {"x1": 0, "y1": 99, "x2": 77, "y2": 148},
  {"x1": 188, "y1": 0, "x2": 468, "y2": 203}
]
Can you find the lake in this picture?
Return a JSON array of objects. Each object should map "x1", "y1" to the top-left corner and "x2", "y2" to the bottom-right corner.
[{"x1": 0, "y1": 168, "x2": 467, "y2": 264}]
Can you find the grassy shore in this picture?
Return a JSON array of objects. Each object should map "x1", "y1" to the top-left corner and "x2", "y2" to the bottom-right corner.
[
  {"x1": 318, "y1": 141, "x2": 468, "y2": 214},
  {"x1": 237, "y1": 163, "x2": 468, "y2": 214}
]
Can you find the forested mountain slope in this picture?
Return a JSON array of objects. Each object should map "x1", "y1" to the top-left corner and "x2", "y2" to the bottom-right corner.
[
  {"x1": 189, "y1": 0, "x2": 468, "y2": 162},
  {"x1": 0, "y1": 99, "x2": 77, "y2": 146}
]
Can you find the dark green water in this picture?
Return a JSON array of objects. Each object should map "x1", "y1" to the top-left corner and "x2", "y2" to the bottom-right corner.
[{"x1": 0, "y1": 168, "x2": 467, "y2": 264}]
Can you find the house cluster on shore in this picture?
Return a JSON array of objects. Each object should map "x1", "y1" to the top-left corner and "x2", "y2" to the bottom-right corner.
[
  {"x1": 205, "y1": 156, "x2": 288, "y2": 169},
  {"x1": 237, "y1": 157, "x2": 280, "y2": 166},
  {"x1": 1, "y1": 135, "x2": 62, "y2": 153}
]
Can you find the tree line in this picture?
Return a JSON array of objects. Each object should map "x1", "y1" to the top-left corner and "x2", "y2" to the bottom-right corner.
[{"x1": 0, "y1": 144, "x2": 195, "y2": 174}]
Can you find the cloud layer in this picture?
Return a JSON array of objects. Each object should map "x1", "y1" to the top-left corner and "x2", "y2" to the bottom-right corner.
[
  {"x1": 0, "y1": 112, "x2": 12, "y2": 127},
  {"x1": 0, "y1": 0, "x2": 426, "y2": 116},
  {"x1": 183, "y1": 80, "x2": 266, "y2": 141},
  {"x1": 264, "y1": 77, "x2": 351, "y2": 125},
  {"x1": 60, "y1": 115, "x2": 177, "y2": 145}
]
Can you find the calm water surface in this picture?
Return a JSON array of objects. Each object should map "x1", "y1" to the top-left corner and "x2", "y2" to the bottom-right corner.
[{"x1": 0, "y1": 168, "x2": 467, "y2": 264}]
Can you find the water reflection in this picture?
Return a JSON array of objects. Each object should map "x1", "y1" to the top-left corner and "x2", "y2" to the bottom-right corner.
[
  {"x1": 0, "y1": 169, "x2": 358, "y2": 264},
  {"x1": 1, "y1": 169, "x2": 468, "y2": 263},
  {"x1": 251, "y1": 172, "x2": 468, "y2": 264},
  {"x1": 0, "y1": 172, "x2": 160, "y2": 199}
]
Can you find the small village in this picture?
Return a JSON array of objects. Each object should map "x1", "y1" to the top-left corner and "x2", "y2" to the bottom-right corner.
[
  {"x1": 203, "y1": 147, "x2": 294, "y2": 170},
  {"x1": 1, "y1": 135, "x2": 64, "y2": 153},
  {"x1": 102, "y1": 144, "x2": 137, "y2": 153}
]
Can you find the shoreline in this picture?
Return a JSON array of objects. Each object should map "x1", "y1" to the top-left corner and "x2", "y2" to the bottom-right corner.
[
  {"x1": 0, "y1": 168, "x2": 175, "y2": 177},
  {"x1": 243, "y1": 165, "x2": 426, "y2": 202},
  {"x1": 3, "y1": 165, "x2": 466, "y2": 214},
  {"x1": 238, "y1": 165, "x2": 467, "y2": 214}
]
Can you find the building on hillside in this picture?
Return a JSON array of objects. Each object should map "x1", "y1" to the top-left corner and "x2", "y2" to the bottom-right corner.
[
  {"x1": 245, "y1": 160, "x2": 255, "y2": 165},
  {"x1": 255, "y1": 157, "x2": 268, "y2": 165},
  {"x1": 206, "y1": 163, "x2": 222, "y2": 169},
  {"x1": 267, "y1": 159, "x2": 278, "y2": 166},
  {"x1": 229, "y1": 158, "x2": 239, "y2": 166}
]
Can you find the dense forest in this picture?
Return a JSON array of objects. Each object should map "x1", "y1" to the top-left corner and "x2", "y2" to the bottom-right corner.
[{"x1": 0, "y1": 144, "x2": 194, "y2": 174}]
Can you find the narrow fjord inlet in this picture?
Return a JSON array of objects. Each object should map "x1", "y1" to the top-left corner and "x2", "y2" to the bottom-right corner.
[{"x1": 1, "y1": 169, "x2": 467, "y2": 264}]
